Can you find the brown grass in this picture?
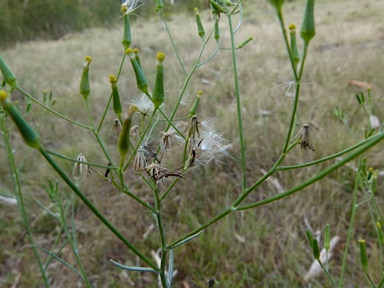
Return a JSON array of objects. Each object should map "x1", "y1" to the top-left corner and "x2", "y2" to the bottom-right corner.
[{"x1": 1, "y1": 0, "x2": 384, "y2": 287}]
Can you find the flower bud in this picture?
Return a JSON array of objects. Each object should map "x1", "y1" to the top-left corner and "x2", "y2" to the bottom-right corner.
[
  {"x1": 152, "y1": 52, "x2": 165, "y2": 110},
  {"x1": 214, "y1": 19, "x2": 220, "y2": 42},
  {"x1": 126, "y1": 48, "x2": 148, "y2": 93},
  {"x1": 312, "y1": 238, "x2": 320, "y2": 260},
  {"x1": 0, "y1": 90, "x2": 40, "y2": 148},
  {"x1": 189, "y1": 90, "x2": 202, "y2": 117},
  {"x1": 289, "y1": 24, "x2": 300, "y2": 66},
  {"x1": 324, "y1": 224, "x2": 330, "y2": 251},
  {"x1": 300, "y1": 0, "x2": 316, "y2": 44},
  {"x1": 236, "y1": 37, "x2": 253, "y2": 49},
  {"x1": 367, "y1": 87, "x2": 372, "y2": 102},
  {"x1": 133, "y1": 48, "x2": 141, "y2": 68},
  {"x1": 118, "y1": 105, "x2": 138, "y2": 165},
  {"x1": 79, "y1": 56, "x2": 92, "y2": 101},
  {"x1": 109, "y1": 75, "x2": 122, "y2": 117},
  {"x1": 209, "y1": 0, "x2": 225, "y2": 14},
  {"x1": 0, "y1": 56, "x2": 17, "y2": 90},
  {"x1": 122, "y1": 14, "x2": 132, "y2": 49},
  {"x1": 154, "y1": 0, "x2": 163, "y2": 12},
  {"x1": 267, "y1": 0, "x2": 284, "y2": 12},
  {"x1": 305, "y1": 228, "x2": 314, "y2": 250},
  {"x1": 358, "y1": 239, "x2": 368, "y2": 270},
  {"x1": 194, "y1": 8, "x2": 205, "y2": 39}
]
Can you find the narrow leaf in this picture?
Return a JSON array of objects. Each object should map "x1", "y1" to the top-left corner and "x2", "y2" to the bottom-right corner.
[
  {"x1": 33, "y1": 197, "x2": 59, "y2": 218},
  {"x1": 34, "y1": 245, "x2": 85, "y2": 280},
  {"x1": 167, "y1": 249, "x2": 174, "y2": 288},
  {"x1": 109, "y1": 259, "x2": 159, "y2": 274},
  {"x1": 168, "y1": 230, "x2": 204, "y2": 249}
]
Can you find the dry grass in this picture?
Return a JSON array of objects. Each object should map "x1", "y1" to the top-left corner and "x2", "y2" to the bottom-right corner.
[{"x1": 1, "y1": 0, "x2": 384, "y2": 287}]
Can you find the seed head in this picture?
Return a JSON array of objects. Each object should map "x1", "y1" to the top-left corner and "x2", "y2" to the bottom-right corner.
[
  {"x1": 297, "y1": 124, "x2": 315, "y2": 151},
  {"x1": 73, "y1": 153, "x2": 91, "y2": 178}
]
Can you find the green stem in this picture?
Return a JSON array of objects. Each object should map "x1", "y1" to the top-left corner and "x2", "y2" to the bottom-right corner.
[
  {"x1": 84, "y1": 100, "x2": 95, "y2": 129},
  {"x1": 1, "y1": 118, "x2": 49, "y2": 287},
  {"x1": 58, "y1": 198, "x2": 92, "y2": 287},
  {"x1": 17, "y1": 86, "x2": 91, "y2": 130},
  {"x1": 278, "y1": 135, "x2": 374, "y2": 170},
  {"x1": 97, "y1": 52, "x2": 127, "y2": 133},
  {"x1": 167, "y1": 208, "x2": 232, "y2": 250},
  {"x1": 167, "y1": 30, "x2": 214, "y2": 126},
  {"x1": 227, "y1": 12, "x2": 247, "y2": 191},
  {"x1": 38, "y1": 146, "x2": 158, "y2": 270},
  {"x1": 46, "y1": 149, "x2": 116, "y2": 169},
  {"x1": 378, "y1": 277, "x2": 384, "y2": 288},
  {"x1": 317, "y1": 259, "x2": 337, "y2": 287},
  {"x1": 239, "y1": 133, "x2": 384, "y2": 211},
  {"x1": 92, "y1": 129, "x2": 116, "y2": 168},
  {"x1": 153, "y1": 185, "x2": 168, "y2": 287},
  {"x1": 363, "y1": 269, "x2": 377, "y2": 288},
  {"x1": 159, "y1": 11, "x2": 187, "y2": 76},
  {"x1": 160, "y1": 178, "x2": 180, "y2": 201}
]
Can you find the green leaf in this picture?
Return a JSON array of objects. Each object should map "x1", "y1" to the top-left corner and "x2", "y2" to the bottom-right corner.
[
  {"x1": 34, "y1": 245, "x2": 85, "y2": 280},
  {"x1": 167, "y1": 249, "x2": 174, "y2": 288},
  {"x1": 109, "y1": 259, "x2": 159, "y2": 273},
  {"x1": 168, "y1": 230, "x2": 204, "y2": 249}
]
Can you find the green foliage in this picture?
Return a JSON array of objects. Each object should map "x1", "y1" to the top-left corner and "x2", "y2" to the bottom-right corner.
[
  {"x1": 0, "y1": 0, "x2": 120, "y2": 47},
  {"x1": 0, "y1": 0, "x2": 206, "y2": 48}
]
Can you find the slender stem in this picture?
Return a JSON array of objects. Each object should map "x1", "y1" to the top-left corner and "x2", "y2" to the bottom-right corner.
[
  {"x1": 46, "y1": 149, "x2": 116, "y2": 169},
  {"x1": 227, "y1": 12, "x2": 247, "y2": 191},
  {"x1": 363, "y1": 270, "x2": 376, "y2": 288},
  {"x1": 38, "y1": 146, "x2": 158, "y2": 270},
  {"x1": 276, "y1": 10, "x2": 298, "y2": 81},
  {"x1": 17, "y1": 86, "x2": 91, "y2": 129},
  {"x1": 317, "y1": 259, "x2": 337, "y2": 287},
  {"x1": 84, "y1": 100, "x2": 95, "y2": 129},
  {"x1": 153, "y1": 184, "x2": 168, "y2": 287},
  {"x1": 378, "y1": 277, "x2": 384, "y2": 288},
  {"x1": 1, "y1": 118, "x2": 49, "y2": 287},
  {"x1": 239, "y1": 133, "x2": 384, "y2": 211},
  {"x1": 278, "y1": 135, "x2": 374, "y2": 170},
  {"x1": 233, "y1": 153, "x2": 285, "y2": 207},
  {"x1": 58, "y1": 198, "x2": 92, "y2": 287},
  {"x1": 160, "y1": 178, "x2": 180, "y2": 201},
  {"x1": 97, "y1": 52, "x2": 127, "y2": 133},
  {"x1": 92, "y1": 129, "x2": 116, "y2": 168},
  {"x1": 167, "y1": 31, "x2": 214, "y2": 126},
  {"x1": 167, "y1": 208, "x2": 232, "y2": 250},
  {"x1": 159, "y1": 11, "x2": 187, "y2": 76}
]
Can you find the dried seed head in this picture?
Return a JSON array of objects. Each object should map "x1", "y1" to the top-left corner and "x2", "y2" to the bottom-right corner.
[
  {"x1": 130, "y1": 125, "x2": 139, "y2": 139},
  {"x1": 299, "y1": 124, "x2": 315, "y2": 151},
  {"x1": 160, "y1": 127, "x2": 176, "y2": 150},
  {"x1": 73, "y1": 153, "x2": 91, "y2": 178},
  {"x1": 109, "y1": 118, "x2": 122, "y2": 138},
  {"x1": 185, "y1": 115, "x2": 200, "y2": 140},
  {"x1": 133, "y1": 147, "x2": 147, "y2": 171}
]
